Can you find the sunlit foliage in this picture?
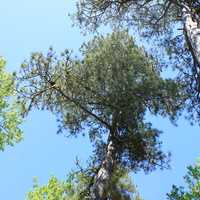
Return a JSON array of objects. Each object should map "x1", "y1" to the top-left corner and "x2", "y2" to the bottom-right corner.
[
  {"x1": 0, "y1": 57, "x2": 22, "y2": 151},
  {"x1": 167, "y1": 160, "x2": 200, "y2": 200},
  {"x1": 27, "y1": 168, "x2": 143, "y2": 200}
]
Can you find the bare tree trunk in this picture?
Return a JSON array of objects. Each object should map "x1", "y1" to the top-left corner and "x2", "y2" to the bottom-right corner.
[
  {"x1": 182, "y1": 6, "x2": 200, "y2": 66},
  {"x1": 92, "y1": 140, "x2": 116, "y2": 200}
]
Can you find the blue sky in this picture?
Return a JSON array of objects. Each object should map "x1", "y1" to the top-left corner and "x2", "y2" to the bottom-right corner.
[{"x1": 0, "y1": 1, "x2": 199, "y2": 200}]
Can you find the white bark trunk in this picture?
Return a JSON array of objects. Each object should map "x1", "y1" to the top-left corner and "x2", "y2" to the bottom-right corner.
[
  {"x1": 92, "y1": 140, "x2": 116, "y2": 200},
  {"x1": 182, "y1": 7, "x2": 200, "y2": 66}
]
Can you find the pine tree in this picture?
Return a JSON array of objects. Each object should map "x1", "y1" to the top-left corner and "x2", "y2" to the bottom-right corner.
[{"x1": 18, "y1": 31, "x2": 183, "y2": 199}]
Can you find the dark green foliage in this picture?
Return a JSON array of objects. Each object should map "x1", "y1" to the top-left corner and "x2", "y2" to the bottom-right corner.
[
  {"x1": 73, "y1": 0, "x2": 200, "y2": 124},
  {"x1": 73, "y1": 0, "x2": 178, "y2": 33}
]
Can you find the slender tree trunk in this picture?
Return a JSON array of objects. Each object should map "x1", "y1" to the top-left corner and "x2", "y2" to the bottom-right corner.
[
  {"x1": 182, "y1": 6, "x2": 200, "y2": 66},
  {"x1": 92, "y1": 140, "x2": 116, "y2": 200}
]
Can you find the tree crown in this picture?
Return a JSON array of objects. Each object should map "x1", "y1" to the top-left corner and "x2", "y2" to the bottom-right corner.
[{"x1": 18, "y1": 31, "x2": 183, "y2": 172}]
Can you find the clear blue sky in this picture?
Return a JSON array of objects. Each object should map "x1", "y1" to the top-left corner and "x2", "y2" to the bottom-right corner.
[{"x1": 0, "y1": 1, "x2": 199, "y2": 200}]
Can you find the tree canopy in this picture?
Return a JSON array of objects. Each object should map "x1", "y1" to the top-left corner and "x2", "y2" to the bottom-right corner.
[
  {"x1": 0, "y1": 57, "x2": 22, "y2": 151},
  {"x1": 0, "y1": 1, "x2": 199, "y2": 200},
  {"x1": 73, "y1": 0, "x2": 200, "y2": 123}
]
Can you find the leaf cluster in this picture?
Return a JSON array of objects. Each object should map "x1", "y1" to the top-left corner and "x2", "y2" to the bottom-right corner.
[
  {"x1": 167, "y1": 161, "x2": 200, "y2": 200},
  {"x1": 0, "y1": 57, "x2": 23, "y2": 151}
]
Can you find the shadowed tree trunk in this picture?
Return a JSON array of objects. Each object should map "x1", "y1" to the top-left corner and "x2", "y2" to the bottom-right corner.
[{"x1": 92, "y1": 139, "x2": 116, "y2": 200}]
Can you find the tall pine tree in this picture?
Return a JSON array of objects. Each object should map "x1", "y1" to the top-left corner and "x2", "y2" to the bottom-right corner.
[{"x1": 18, "y1": 31, "x2": 183, "y2": 199}]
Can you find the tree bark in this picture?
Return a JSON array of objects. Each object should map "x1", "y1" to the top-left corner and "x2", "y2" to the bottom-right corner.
[
  {"x1": 182, "y1": 6, "x2": 200, "y2": 66},
  {"x1": 92, "y1": 140, "x2": 116, "y2": 200}
]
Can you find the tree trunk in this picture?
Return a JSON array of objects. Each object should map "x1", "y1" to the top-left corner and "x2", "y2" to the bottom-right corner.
[
  {"x1": 182, "y1": 6, "x2": 200, "y2": 66},
  {"x1": 92, "y1": 140, "x2": 116, "y2": 200}
]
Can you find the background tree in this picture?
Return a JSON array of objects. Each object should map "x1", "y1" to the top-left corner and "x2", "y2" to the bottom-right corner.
[
  {"x1": 0, "y1": 57, "x2": 22, "y2": 151},
  {"x1": 18, "y1": 31, "x2": 183, "y2": 199},
  {"x1": 27, "y1": 167, "x2": 143, "y2": 200},
  {"x1": 73, "y1": 0, "x2": 200, "y2": 123},
  {"x1": 167, "y1": 160, "x2": 200, "y2": 200}
]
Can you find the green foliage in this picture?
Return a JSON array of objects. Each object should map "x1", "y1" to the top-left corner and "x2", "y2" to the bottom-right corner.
[
  {"x1": 27, "y1": 176, "x2": 70, "y2": 200},
  {"x1": 0, "y1": 57, "x2": 22, "y2": 151},
  {"x1": 167, "y1": 161, "x2": 200, "y2": 200},
  {"x1": 73, "y1": 0, "x2": 200, "y2": 123},
  {"x1": 73, "y1": 0, "x2": 178, "y2": 33},
  {"x1": 27, "y1": 168, "x2": 143, "y2": 200},
  {"x1": 18, "y1": 31, "x2": 183, "y2": 173}
]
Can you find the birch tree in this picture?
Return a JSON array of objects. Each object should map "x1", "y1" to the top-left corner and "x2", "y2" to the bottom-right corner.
[
  {"x1": 18, "y1": 31, "x2": 183, "y2": 199},
  {"x1": 73, "y1": 0, "x2": 200, "y2": 122}
]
